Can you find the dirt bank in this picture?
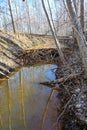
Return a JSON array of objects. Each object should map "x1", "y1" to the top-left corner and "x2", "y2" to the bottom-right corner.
[{"x1": 0, "y1": 31, "x2": 72, "y2": 79}]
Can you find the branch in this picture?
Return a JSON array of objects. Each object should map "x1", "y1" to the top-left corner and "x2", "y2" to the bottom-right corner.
[{"x1": 40, "y1": 72, "x2": 83, "y2": 86}]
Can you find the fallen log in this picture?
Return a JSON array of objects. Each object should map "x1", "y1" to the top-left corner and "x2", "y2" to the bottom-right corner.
[{"x1": 40, "y1": 72, "x2": 83, "y2": 86}]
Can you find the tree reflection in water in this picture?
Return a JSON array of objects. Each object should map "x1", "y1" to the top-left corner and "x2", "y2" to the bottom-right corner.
[{"x1": 0, "y1": 64, "x2": 57, "y2": 130}]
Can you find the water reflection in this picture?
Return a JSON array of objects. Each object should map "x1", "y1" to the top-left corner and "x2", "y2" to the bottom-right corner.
[{"x1": 0, "y1": 64, "x2": 57, "y2": 130}]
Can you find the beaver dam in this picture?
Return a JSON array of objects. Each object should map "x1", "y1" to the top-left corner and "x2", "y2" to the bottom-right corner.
[{"x1": 0, "y1": 31, "x2": 87, "y2": 130}]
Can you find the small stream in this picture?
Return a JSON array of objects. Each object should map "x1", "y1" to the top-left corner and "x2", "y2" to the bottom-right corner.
[{"x1": 0, "y1": 64, "x2": 58, "y2": 130}]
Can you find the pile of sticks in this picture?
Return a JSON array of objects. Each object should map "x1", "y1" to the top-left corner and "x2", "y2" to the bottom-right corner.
[{"x1": 23, "y1": 48, "x2": 59, "y2": 65}]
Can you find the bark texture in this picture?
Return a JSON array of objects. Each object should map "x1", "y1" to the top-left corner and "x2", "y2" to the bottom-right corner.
[{"x1": 66, "y1": 0, "x2": 87, "y2": 73}]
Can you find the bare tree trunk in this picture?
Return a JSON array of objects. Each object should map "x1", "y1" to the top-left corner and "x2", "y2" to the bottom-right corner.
[
  {"x1": 73, "y1": 0, "x2": 77, "y2": 14},
  {"x1": 80, "y1": 0, "x2": 84, "y2": 32},
  {"x1": 19, "y1": 0, "x2": 24, "y2": 33},
  {"x1": 66, "y1": 0, "x2": 87, "y2": 72},
  {"x1": 7, "y1": 0, "x2": 16, "y2": 33},
  {"x1": 15, "y1": 1, "x2": 19, "y2": 31},
  {"x1": 3, "y1": 14, "x2": 8, "y2": 31},
  {"x1": 26, "y1": 0, "x2": 31, "y2": 33},
  {"x1": 41, "y1": 0, "x2": 66, "y2": 65},
  {"x1": 47, "y1": 0, "x2": 56, "y2": 32},
  {"x1": 72, "y1": 0, "x2": 77, "y2": 43}
]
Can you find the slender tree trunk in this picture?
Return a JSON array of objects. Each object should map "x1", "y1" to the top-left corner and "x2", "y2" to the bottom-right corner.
[
  {"x1": 72, "y1": 0, "x2": 77, "y2": 43},
  {"x1": 80, "y1": 0, "x2": 84, "y2": 32},
  {"x1": 41, "y1": 0, "x2": 66, "y2": 65},
  {"x1": 73, "y1": 0, "x2": 77, "y2": 14},
  {"x1": 3, "y1": 14, "x2": 7, "y2": 31},
  {"x1": 19, "y1": 0, "x2": 24, "y2": 33},
  {"x1": 66, "y1": 0, "x2": 87, "y2": 72},
  {"x1": 26, "y1": 0, "x2": 31, "y2": 33},
  {"x1": 47, "y1": 0, "x2": 56, "y2": 32},
  {"x1": 8, "y1": 0, "x2": 16, "y2": 33},
  {"x1": 15, "y1": 1, "x2": 19, "y2": 31}
]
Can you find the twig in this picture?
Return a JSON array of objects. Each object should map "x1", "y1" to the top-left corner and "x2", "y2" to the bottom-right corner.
[
  {"x1": 40, "y1": 72, "x2": 83, "y2": 86},
  {"x1": 62, "y1": 84, "x2": 71, "y2": 96},
  {"x1": 57, "y1": 94, "x2": 74, "y2": 122}
]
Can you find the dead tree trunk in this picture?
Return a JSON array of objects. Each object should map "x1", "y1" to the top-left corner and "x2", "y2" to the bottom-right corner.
[
  {"x1": 41, "y1": 0, "x2": 66, "y2": 65},
  {"x1": 8, "y1": 0, "x2": 16, "y2": 33},
  {"x1": 66, "y1": 0, "x2": 87, "y2": 72},
  {"x1": 80, "y1": 0, "x2": 84, "y2": 33}
]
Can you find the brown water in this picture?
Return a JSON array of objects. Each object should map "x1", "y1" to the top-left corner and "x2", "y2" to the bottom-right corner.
[{"x1": 0, "y1": 64, "x2": 58, "y2": 130}]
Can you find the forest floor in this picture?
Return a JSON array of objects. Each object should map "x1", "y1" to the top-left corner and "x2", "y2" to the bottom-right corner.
[{"x1": 0, "y1": 31, "x2": 87, "y2": 130}]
